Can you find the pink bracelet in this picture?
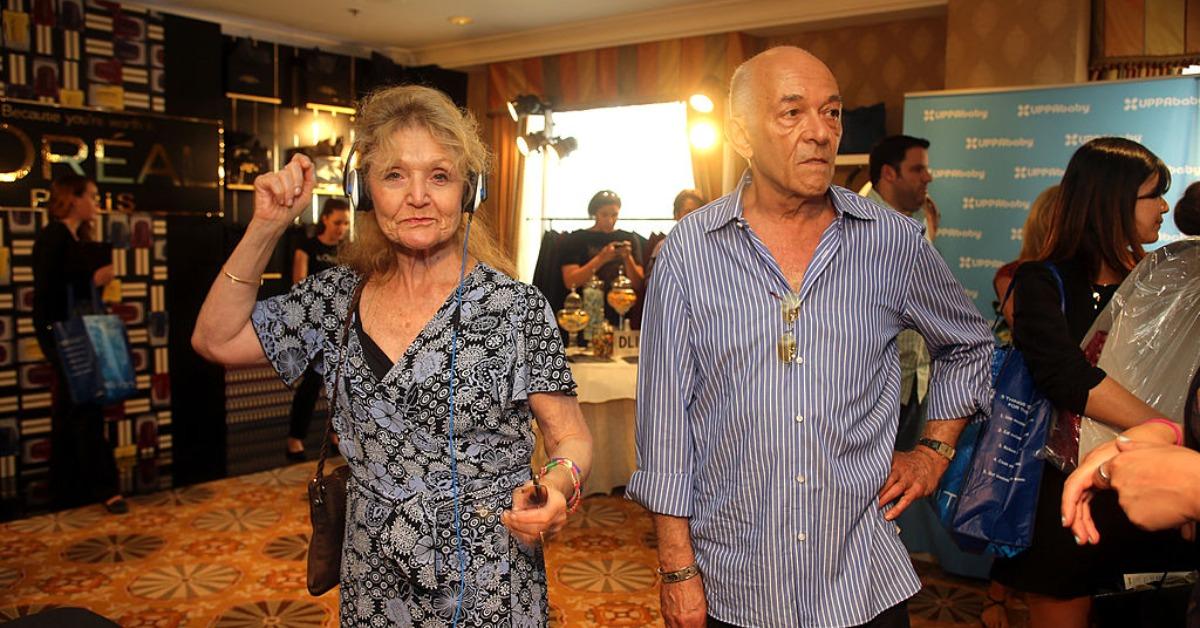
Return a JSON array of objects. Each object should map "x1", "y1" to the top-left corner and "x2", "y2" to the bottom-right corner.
[{"x1": 1143, "y1": 418, "x2": 1183, "y2": 446}]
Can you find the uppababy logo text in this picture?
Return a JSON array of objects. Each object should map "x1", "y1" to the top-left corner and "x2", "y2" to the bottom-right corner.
[
  {"x1": 1123, "y1": 96, "x2": 1200, "y2": 111},
  {"x1": 1065, "y1": 133, "x2": 1143, "y2": 147},
  {"x1": 959, "y1": 257, "x2": 1005, "y2": 270},
  {"x1": 962, "y1": 197, "x2": 1031, "y2": 211},
  {"x1": 965, "y1": 137, "x2": 1035, "y2": 150},
  {"x1": 932, "y1": 168, "x2": 987, "y2": 181},
  {"x1": 923, "y1": 108, "x2": 989, "y2": 122},
  {"x1": 1169, "y1": 164, "x2": 1200, "y2": 177},
  {"x1": 1017, "y1": 103, "x2": 1090, "y2": 117},
  {"x1": 1014, "y1": 166, "x2": 1066, "y2": 180},
  {"x1": 939, "y1": 228, "x2": 984, "y2": 240}
]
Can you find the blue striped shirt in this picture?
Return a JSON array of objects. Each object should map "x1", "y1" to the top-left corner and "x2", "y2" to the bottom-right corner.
[{"x1": 627, "y1": 173, "x2": 993, "y2": 627}]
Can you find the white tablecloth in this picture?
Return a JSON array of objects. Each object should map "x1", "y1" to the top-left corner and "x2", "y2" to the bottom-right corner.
[{"x1": 534, "y1": 356, "x2": 638, "y2": 495}]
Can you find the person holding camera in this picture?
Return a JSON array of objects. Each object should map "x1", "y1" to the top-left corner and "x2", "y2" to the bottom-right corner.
[{"x1": 559, "y1": 190, "x2": 644, "y2": 324}]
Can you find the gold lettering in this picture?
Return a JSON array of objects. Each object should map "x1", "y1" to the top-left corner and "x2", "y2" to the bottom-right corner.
[
  {"x1": 137, "y1": 144, "x2": 181, "y2": 186},
  {"x1": 95, "y1": 138, "x2": 134, "y2": 184},
  {"x1": 40, "y1": 134, "x2": 88, "y2": 180},
  {"x1": 116, "y1": 192, "x2": 136, "y2": 212},
  {"x1": 0, "y1": 123, "x2": 35, "y2": 183},
  {"x1": 29, "y1": 188, "x2": 51, "y2": 207}
]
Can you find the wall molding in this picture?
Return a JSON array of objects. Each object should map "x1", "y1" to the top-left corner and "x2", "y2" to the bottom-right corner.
[
  {"x1": 409, "y1": 0, "x2": 944, "y2": 68},
  {"x1": 138, "y1": 0, "x2": 944, "y2": 69}
]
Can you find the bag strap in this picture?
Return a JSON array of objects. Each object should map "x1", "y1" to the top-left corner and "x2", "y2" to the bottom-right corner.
[
  {"x1": 992, "y1": 275, "x2": 1019, "y2": 334},
  {"x1": 89, "y1": 280, "x2": 107, "y2": 315},
  {"x1": 313, "y1": 278, "x2": 366, "y2": 483},
  {"x1": 1043, "y1": 262, "x2": 1066, "y2": 314}
]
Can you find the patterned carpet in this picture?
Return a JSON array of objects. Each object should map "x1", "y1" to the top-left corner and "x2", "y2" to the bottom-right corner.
[{"x1": 0, "y1": 461, "x2": 1026, "y2": 626}]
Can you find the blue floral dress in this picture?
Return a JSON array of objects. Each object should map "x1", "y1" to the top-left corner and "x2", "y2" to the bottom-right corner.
[{"x1": 251, "y1": 264, "x2": 576, "y2": 627}]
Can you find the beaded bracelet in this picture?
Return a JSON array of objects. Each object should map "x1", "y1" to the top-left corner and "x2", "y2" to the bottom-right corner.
[
  {"x1": 1144, "y1": 418, "x2": 1183, "y2": 446},
  {"x1": 539, "y1": 457, "x2": 583, "y2": 514}
]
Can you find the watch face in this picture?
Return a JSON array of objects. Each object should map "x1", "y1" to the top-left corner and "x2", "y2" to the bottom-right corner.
[{"x1": 920, "y1": 439, "x2": 954, "y2": 459}]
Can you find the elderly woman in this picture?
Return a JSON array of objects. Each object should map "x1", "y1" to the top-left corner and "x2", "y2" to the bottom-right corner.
[{"x1": 193, "y1": 85, "x2": 592, "y2": 626}]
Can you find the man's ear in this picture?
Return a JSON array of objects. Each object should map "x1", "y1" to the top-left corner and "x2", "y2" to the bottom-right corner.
[
  {"x1": 727, "y1": 115, "x2": 754, "y2": 162},
  {"x1": 881, "y1": 163, "x2": 900, "y2": 182}
]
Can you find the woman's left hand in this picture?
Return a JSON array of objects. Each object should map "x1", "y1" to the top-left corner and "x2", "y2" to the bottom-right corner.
[
  {"x1": 1062, "y1": 436, "x2": 1125, "y2": 544},
  {"x1": 502, "y1": 481, "x2": 568, "y2": 547}
]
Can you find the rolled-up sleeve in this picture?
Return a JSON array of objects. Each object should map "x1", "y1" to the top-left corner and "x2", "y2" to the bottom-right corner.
[
  {"x1": 626, "y1": 244, "x2": 697, "y2": 517},
  {"x1": 901, "y1": 239, "x2": 993, "y2": 421},
  {"x1": 250, "y1": 267, "x2": 352, "y2": 387}
]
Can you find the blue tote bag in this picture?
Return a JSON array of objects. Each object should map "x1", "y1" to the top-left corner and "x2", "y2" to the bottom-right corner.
[
  {"x1": 935, "y1": 263, "x2": 1064, "y2": 557},
  {"x1": 52, "y1": 285, "x2": 136, "y2": 405}
]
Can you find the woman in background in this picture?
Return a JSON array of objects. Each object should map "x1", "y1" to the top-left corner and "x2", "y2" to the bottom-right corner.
[
  {"x1": 32, "y1": 174, "x2": 123, "y2": 514},
  {"x1": 285, "y1": 197, "x2": 350, "y2": 461},
  {"x1": 993, "y1": 184, "x2": 1058, "y2": 329}
]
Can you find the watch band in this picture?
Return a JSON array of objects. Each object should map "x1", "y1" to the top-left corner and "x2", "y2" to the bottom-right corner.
[
  {"x1": 918, "y1": 437, "x2": 956, "y2": 461},
  {"x1": 657, "y1": 563, "x2": 701, "y2": 584}
]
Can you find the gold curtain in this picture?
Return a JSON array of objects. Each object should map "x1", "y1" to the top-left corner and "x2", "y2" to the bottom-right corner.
[
  {"x1": 1089, "y1": 0, "x2": 1200, "y2": 79},
  {"x1": 687, "y1": 106, "x2": 725, "y2": 204},
  {"x1": 487, "y1": 111, "x2": 524, "y2": 262}
]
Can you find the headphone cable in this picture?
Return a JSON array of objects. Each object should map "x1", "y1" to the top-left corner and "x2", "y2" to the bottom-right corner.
[{"x1": 449, "y1": 212, "x2": 473, "y2": 628}]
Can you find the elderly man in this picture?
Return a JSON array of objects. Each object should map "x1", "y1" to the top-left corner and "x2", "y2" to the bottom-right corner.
[{"x1": 627, "y1": 46, "x2": 992, "y2": 628}]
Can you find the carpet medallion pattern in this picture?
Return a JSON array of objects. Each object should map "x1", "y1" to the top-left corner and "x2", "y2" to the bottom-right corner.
[{"x1": 0, "y1": 462, "x2": 1023, "y2": 626}]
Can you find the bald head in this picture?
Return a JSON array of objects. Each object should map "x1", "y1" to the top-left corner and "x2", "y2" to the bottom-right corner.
[
  {"x1": 729, "y1": 46, "x2": 838, "y2": 121},
  {"x1": 725, "y1": 46, "x2": 843, "y2": 202}
]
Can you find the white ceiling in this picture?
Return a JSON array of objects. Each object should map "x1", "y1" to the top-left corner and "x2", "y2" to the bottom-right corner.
[{"x1": 138, "y1": 0, "x2": 945, "y2": 68}]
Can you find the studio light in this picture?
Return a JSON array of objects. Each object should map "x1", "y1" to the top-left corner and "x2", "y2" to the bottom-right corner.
[
  {"x1": 688, "y1": 93, "x2": 715, "y2": 113},
  {"x1": 516, "y1": 131, "x2": 549, "y2": 156},
  {"x1": 507, "y1": 94, "x2": 548, "y2": 122},
  {"x1": 689, "y1": 121, "x2": 719, "y2": 150},
  {"x1": 549, "y1": 136, "x2": 578, "y2": 159}
]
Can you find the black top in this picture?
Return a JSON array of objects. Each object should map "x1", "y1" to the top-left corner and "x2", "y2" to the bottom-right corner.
[
  {"x1": 559, "y1": 228, "x2": 642, "y2": 285},
  {"x1": 1012, "y1": 258, "x2": 1115, "y2": 415},
  {"x1": 353, "y1": 306, "x2": 393, "y2": 382},
  {"x1": 299, "y1": 237, "x2": 339, "y2": 277},
  {"x1": 32, "y1": 221, "x2": 110, "y2": 359}
]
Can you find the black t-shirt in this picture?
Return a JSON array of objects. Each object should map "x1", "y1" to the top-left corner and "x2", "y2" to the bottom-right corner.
[
  {"x1": 559, "y1": 229, "x2": 642, "y2": 285},
  {"x1": 299, "y1": 237, "x2": 339, "y2": 276},
  {"x1": 32, "y1": 221, "x2": 110, "y2": 359}
]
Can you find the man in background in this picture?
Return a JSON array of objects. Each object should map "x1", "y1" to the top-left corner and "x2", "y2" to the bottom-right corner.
[{"x1": 865, "y1": 135, "x2": 938, "y2": 449}]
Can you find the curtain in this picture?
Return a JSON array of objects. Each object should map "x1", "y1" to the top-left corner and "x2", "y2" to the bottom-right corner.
[
  {"x1": 687, "y1": 106, "x2": 725, "y2": 204},
  {"x1": 487, "y1": 110, "x2": 524, "y2": 263},
  {"x1": 1089, "y1": 57, "x2": 1200, "y2": 80},
  {"x1": 485, "y1": 32, "x2": 758, "y2": 256},
  {"x1": 1089, "y1": 0, "x2": 1200, "y2": 80},
  {"x1": 487, "y1": 33, "x2": 754, "y2": 112}
]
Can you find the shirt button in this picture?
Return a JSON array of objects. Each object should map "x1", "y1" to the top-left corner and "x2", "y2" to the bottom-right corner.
[
  {"x1": 797, "y1": 532, "x2": 807, "y2": 542},
  {"x1": 795, "y1": 475, "x2": 806, "y2": 484},
  {"x1": 795, "y1": 414, "x2": 804, "y2": 423}
]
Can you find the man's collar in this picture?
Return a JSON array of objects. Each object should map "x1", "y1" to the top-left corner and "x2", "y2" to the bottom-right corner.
[{"x1": 704, "y1": 170, "x2": 876, "y2": 233}]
